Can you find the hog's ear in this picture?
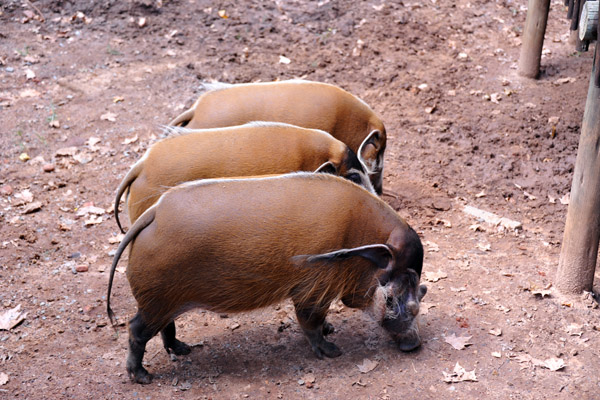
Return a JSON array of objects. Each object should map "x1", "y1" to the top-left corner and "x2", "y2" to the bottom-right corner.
[
  {"x1": 358, "y1": 130, "x2": 383, "y2": 172},
  {"x1": 292, "y1": 244, "x2": 394, "y2": 270},
  {"x1": 314, "y1": 160, "x2": 338, "y2": 175}
]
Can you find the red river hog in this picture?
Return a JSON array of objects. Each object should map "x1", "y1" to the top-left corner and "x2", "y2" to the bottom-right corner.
[
  {"x1": 169, "y1": 80, "x2": 387, "y2": 194},
  {"x1": 107, "y1": 172, "x2": 426, "y2": 384},
  {"x1": 114, "y1": 122, "x2": 374, "y2": 232}
]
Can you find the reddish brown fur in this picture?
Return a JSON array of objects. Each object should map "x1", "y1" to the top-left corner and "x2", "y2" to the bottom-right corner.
[
  {"x1": 107, "y1": 173, "x2": 424, "y2": 383},
  {"x1": 169, "y1": 80, "x2": 387, "y2": 192},
  {"x1": 121, "y1": 174, "x2": 398, "y2": 329},
  {"x1": 113, "y1": 122, "x2": 371, "y2": 232}
]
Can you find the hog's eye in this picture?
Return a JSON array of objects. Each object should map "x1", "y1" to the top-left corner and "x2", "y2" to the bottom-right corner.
[{"x1": 346, "y1": 173, "x2": 362, "y2": 184}]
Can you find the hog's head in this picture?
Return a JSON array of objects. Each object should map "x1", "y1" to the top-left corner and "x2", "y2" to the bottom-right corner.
[{"x1": 295, "y1": 225, "x2": 426, "y2": 351}]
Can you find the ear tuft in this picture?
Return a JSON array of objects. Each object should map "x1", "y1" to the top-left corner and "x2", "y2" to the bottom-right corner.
[{"x1": 314, "y1": 161, "x2": 338, "y2": 175}]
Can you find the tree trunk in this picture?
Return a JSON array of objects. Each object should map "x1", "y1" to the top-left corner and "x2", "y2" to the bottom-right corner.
[
  {"x1": 556, "y1": 59, "x2": 600, "y2": 294},
  {"x1": 518, "y1": 0, "x2": 551, "y2": 78}
]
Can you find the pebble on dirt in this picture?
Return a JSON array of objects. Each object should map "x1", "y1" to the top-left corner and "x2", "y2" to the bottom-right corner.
[{"x1": 42, "y1": 163, "x2": 55, "y2": 172}]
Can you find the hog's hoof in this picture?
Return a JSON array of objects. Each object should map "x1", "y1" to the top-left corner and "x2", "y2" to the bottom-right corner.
[
  {"x1": 322, "y1": 321, "x2": 335, "y2": 336},
  {"x1": 128, "y1": 366, "x2": 153, "y2": 384},
  {"x1": 313, "y1": 340, "x2": 342, "y2": 359},
  {"x1": 167, "y1": 339, "x2": 192, "y2": 356}
]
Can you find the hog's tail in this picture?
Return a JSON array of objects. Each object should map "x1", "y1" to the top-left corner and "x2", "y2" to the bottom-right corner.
[
  {"x1": 168, "y1": 107, "x2": 194, "y2": 127},
  {"x1": 107, "y1": 205, "x2": 156, "y2": 329},
  {"x1": 114, "y1": 159, "x2": 145, "y2": 233}
]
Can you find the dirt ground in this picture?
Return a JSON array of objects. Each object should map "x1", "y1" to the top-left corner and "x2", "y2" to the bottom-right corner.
[{"x1": 1, "y1": 0, "x2": 600, "y2": 398}]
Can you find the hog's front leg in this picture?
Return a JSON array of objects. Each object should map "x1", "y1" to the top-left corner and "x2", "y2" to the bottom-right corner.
[{"x1": 294, "y1": 305, "x2": 342, "y2": 359}]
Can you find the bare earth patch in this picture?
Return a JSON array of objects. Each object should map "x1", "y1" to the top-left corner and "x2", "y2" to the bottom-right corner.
[{"x1": 1, "y1": 0, "x2": 599, "y2": 398}]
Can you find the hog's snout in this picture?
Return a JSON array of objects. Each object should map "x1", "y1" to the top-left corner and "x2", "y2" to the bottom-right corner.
[
  {"x1": 393, "y1": 330, "x2": 422, "y2": 352},
  {"x1": 406, "y1": 300, "x2": 419, "y2": 317}
]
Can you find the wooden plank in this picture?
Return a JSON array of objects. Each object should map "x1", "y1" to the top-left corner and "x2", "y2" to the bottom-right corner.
[
  {"x1": 556, "y1": 63, "x2": 600, "y2": 294},
  {"x1": 518, "y1": 0, "x2": 551, "y2": 78}
]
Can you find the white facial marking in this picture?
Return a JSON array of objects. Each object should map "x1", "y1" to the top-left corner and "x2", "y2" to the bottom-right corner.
[{"x1": 347, "y1": 168, "x2": 376, "y2": 194}]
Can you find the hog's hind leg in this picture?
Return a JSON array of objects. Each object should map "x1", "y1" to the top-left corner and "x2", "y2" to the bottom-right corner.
[
  {"x1": 127, "y1": 311, "x2": 161, "y2": 384},
  {"x1": 160, "y1": 321, "x2": 192, "y2": 356}
]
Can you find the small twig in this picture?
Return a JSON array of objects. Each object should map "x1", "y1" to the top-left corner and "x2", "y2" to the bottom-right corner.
[{"x1": 24, "y1": 0, "x2": 45, "y2": 22}]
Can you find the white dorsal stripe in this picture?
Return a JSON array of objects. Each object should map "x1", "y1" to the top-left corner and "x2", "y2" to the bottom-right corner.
[
  {"x1": 197, "y1": 80, "x2": 375, "y2": 113},
  {"x1": 161, "y1": 121, "x2": 334, "y2": 140}
]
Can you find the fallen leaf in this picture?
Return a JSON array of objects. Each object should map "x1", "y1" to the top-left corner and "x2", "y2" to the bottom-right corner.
[
  {"x1": 100, "y1": 112, "x2": 117, "y2": 122},
  {"x1": 543, "y1": 357, "x2": 565, "y2": 371},
  {"x1": 528, "y1": 283, "x2": 552, "y2": 298},
  {"x1": 22, "y1": 201, "x2": 43, "y2": 214},
  {"x1": 84, "y1": 215, "x2": 103, "y2": 226},
  {"x1": 14, "y1": 189, "x2": 34, "y2": 204},
  {"x1": 87, "y1": 137, "x2": 101, "y2": 151},
  {"x1": 218, "y1": 9, "x2": 228, "y2": 18},
  {"x1": 423, "y1": 240, "x2": 439, "y2": 252},
  {"x1": 19, "y1": 152, "x2": 30, "y2": 162},
  {"x1": 0, "y1": 372, "x2": 7, "y2": 385},
  {"x1": 303, "y1": 373, "x2": 316, "y2": 384},
  {"x1": 495, "y1": 305, "x2": 511, "y2": 313},
  {"x1": 511, "y1": 353, "x2": 537, "y2": 369},
  {"x1": 24, "y1": 68, "x2": 36, "y2": 80},
  {"x1": 566, "y1": 323, "x2": 583, "y2": 336},
  {"x1": 469, "y1": 224, "x2": 484, "y2": 232},
  {"x1": 357, "y1": 358, "x2": 378, "y2": 373},
  {"x1": 489, "y1": 328, "x2": 502, "y2": 336},
  {"x1": 73, "y1": 152, "x2": 93, "y2": 164},
  {"x1": 444, "y1": 333, "x2": 473, "y2": 350},
  {"x1": 108, "y1": 233, "x2": 125, "y2": 244},
  {"x1": 19, "y1": 88, "x2": 40, "y2": 98},
  {"x1": 554, "y1": 77, "x2": 576, "y2": 85},
  {"x1": 477, "y1": 242, "x2": 491, "y2": 252},
  {"x1": 424, "y1": 270, "x2": 447, "y2": 282},
  {"x1": 548, "y1": 116, "x2": 560, "y2": 125},
  {"x1": 442, "y1": 363, "x2": 477, "y2": 383},
  {"x1": 122, "y1": 134, "x2": 138, "y2": 145},
  {"x1": 76, "y1": 205, "x2": 106, "y2": 216},
  {"x1": 55, "y1": 146, "x2": 78, "y2": 157},
  {"x1": 419, "y1": 302, "x2": 435, "y2": 315},
  {"x1": 531, "y1": 289, "x2": 552, "y2": 298},
  {"x1": 0, "y1": 305, "x2": 27, "y2": 330}
]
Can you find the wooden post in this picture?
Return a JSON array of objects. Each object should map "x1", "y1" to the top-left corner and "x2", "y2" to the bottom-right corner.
[
  {"x1": 556, "y1": 57, "x2": 600, "y2": 294},
  {"x1": 518, "y1": 0, "x2": 551, "y2": 78}
]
